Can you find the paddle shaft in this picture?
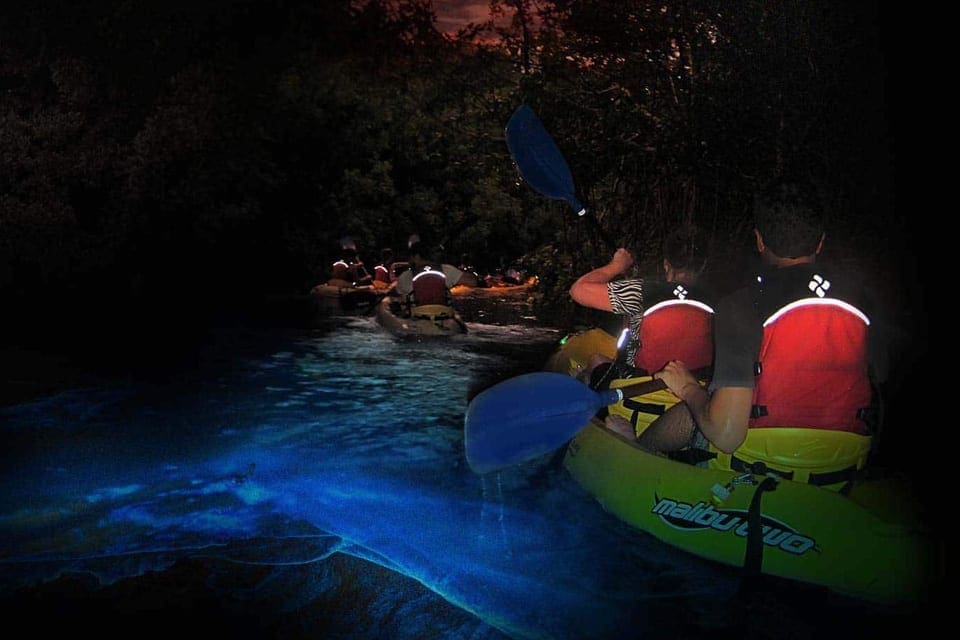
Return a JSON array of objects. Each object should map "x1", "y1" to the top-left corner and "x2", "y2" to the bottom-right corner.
[
  {"x1": 581, "y1": 213, "x2": 617, "y2": 250},
  {"x1": 607, "y1": 365, "x2": 712, "y2": 399}
]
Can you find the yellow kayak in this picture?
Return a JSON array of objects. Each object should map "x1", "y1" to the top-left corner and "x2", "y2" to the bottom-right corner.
[
  {"x1": 450, "y1": 276, "x2": 539, "y2": 298},
  {"x1": 548, "y1": 328, "x2": 938, "y2": 605},
  {"x1": 309, "y1": 282, "x2": 381, "y2": 312}
]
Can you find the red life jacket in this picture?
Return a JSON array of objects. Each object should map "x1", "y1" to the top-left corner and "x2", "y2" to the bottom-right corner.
[
  {"x1": 411, "y1": 266, "x2": 449, "y2": 306},
  {"x1": 634, "y1": 299, "x2": 714, "y2": 374},
  {"x1": 750, "y1": 298, "x2": 872, "y2": 434},
  {"x1": 331, "y1": 259, "x2": 352, "y2": 281},
  {"x1": 374, "y1": 264, "x2": 390, "y2": 284}
]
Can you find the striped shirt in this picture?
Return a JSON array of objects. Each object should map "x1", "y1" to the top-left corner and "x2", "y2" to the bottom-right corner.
[{"x1": 607, "y1": 278, "x2": 646, "y2": 365}]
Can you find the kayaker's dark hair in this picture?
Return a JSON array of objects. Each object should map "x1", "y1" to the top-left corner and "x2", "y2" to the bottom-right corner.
[
  {"x1": 754, "y1": 180, "x2": 824, "y2": 259},
  {"x1": 663, "y1": 225, "x2": 709, "y2": 274},
  {"x1": 408, "y1": 240, "x2": 431, "y2": 259}
]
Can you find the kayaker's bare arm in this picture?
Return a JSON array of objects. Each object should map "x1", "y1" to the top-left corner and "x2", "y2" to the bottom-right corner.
[
  {"x1": 654, "y1": 360, "x2": 752, "y2": 454},
  {"x1": 569, "y1": 248, "x2": 634, "y2": 312}
]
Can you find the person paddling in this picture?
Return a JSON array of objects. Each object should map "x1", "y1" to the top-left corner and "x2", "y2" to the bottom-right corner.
[
  {"x1": 394, "y1": 239, "x2": 477, "y2": 311},
  {"x1": 328, "y1": 243, "x2": 372, "y2": 288},
  {"x1": 569, "y1": 225, "x2": 715, "y2": 395},
  {"x1": 372, "y1": 247, "x2": 395, "y2": 290},
  {"x1": 645, "y1": 179, "x2": 883, "y2": 489}
]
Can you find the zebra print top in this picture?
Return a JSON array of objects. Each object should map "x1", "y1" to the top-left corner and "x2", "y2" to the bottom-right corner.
[{"x1": 607, "y1": 278, "x2": 645, "y2": 365}]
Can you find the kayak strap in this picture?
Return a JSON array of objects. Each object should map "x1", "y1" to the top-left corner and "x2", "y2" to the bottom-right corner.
[
  {"x1": 729, "y1": 455, "x2": 860, "y2": 495},
  {"x1": 743, "y1": 476, "x2": 779, "y2": 577},
  {"x1": 730, "y1": 457, "x2": 793, "y2": 481}
]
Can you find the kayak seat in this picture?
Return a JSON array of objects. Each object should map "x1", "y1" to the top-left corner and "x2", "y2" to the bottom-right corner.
[
  {"x1": 411, "y1": 304, "x2": 456, "y2": 321},
  {"x1": 605, "y1": 374, "x2": 872, "y2": 492},
  {"x1": 708, "y1": 427, "x2": 872, "y2": 492}
]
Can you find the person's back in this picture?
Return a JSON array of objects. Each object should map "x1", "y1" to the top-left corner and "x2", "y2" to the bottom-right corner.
[
  {"x1": 409, "y1": 264, "x2": 449, "y2": 306},
  {"x1": 630, "y1": 226, "x2": 714, "y2": 375},
  {"x1": 373, "y1": 248, "x2": 394, "y2": 290},
  {"x1": 329, "y1": 247, "x2": 371, "y2": 287},
  {"x1": 746, "y1": 263, "x2": 872, "y2": 433},
  {"x1": 646, "y1": 180, "x2": 878, "y2": 489},
  {"x1": 632, "y1": 285, "x2": 715, "y2": 375},
  {"x1": 394, "y1": 240, "x2": 477, "y2": 310},
  {"x1": 570, "y1": 224, "x2": 715, "y2": 388}
]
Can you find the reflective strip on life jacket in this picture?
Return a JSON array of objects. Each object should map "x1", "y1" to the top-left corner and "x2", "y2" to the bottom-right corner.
[
  {"x1": 750, "y1": 298, "x2": 871, "y2": 434},
  {"x1": 634, "y1": 299, "x2": 715, "y2": 374},
  {"x1": 374, "y1": 265, "x2": 390, "y2": 283},
  {"x1": 331, "y1": 260, "x2": 352, "y2": 281},
  {"x1": 412, "y1": 268, "x2": 448, "y2": 306},
  {"x1": 763, "y1": 297, "x2": 869, "y2": 327}
]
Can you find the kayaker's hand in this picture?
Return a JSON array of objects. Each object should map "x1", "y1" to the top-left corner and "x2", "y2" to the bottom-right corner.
[
  {"x1": 654, "y1": 360, "x2": 699, "y2": 399},
  {"x1": 609, "y1": 248, "x2": 634, "y2": 275}
]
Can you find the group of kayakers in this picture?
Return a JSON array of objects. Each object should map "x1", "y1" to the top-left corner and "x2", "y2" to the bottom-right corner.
[
  {"x1": 327, "y1": 174, "x2": 886, "y2": 485},
  {"x1": 319, "y1": 235, "x2": 533, "y2": 315},
  {"x1": 569, "y1": 178, "x2": 882, "y2": 487},
  {"x1": 393, "y1": 239, "x2": 478, "y2": 305}
]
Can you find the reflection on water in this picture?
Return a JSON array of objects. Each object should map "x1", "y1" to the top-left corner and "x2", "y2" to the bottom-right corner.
[{"x1": 0, "y1": 315, "x2": 925, "y2": 638}]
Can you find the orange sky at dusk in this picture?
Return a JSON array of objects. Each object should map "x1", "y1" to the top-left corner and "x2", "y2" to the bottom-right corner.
[{"x1": 432, "y1": 1, "x2": 492, "y2": 33}]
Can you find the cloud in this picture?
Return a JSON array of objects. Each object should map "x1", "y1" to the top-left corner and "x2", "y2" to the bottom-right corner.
[{"x1": 432, "y1": 0, "x2": 491, "y2": 33}]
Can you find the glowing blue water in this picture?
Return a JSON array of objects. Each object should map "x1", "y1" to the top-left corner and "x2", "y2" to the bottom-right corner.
[{"x1": 0, "y1": 316, "x2": 915, "y2": 638}]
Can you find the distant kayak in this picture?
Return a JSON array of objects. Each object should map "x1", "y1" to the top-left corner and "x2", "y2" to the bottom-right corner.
[
  {"x1": 451, "y1": 276, "x2": 539, "y2": 298},
  {"x1": 310, "y1": 282, "x2": 382, "y2": 312}
]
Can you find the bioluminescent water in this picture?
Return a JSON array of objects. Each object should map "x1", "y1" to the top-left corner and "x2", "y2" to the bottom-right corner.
[{"x1": 0, "y1": 316, "x2": 919, "y2": 638}]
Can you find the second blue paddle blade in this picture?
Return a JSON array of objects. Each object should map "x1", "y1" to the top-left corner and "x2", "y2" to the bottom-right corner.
[{"x1": 464, "y1": 372, "x2": 616, "y2": 474}]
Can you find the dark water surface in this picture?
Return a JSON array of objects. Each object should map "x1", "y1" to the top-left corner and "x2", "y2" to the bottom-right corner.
[{"x1": 0, "y1": 305, "x2": 935, "y2": 639}]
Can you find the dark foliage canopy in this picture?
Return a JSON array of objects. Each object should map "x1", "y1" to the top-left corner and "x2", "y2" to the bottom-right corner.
[{"x1": 1, "y1": 1, "x2": 912, "y2": 344}]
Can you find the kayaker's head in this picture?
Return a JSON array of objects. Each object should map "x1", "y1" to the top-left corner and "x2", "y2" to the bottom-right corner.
[
  {"x1": 753, "y1": 179, "x2": 825, "y2": 267},
  {"x1": 407, "y1": 240, "x2": 434, "y2": 269},
  {"x1": 341, "y1": 246, "x2": 359, "y2": 263},
  {"x1": 662, "y1": 224, "x2": 709, "y2": 284}
]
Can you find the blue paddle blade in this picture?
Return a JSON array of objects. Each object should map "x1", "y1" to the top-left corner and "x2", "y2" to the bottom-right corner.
[
  {"x1": 464, "y1": 372, "x2": 621, "y2": 474},
  {"x1": 505, "y1": 105, "x2": 585, "y2": 216}
]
